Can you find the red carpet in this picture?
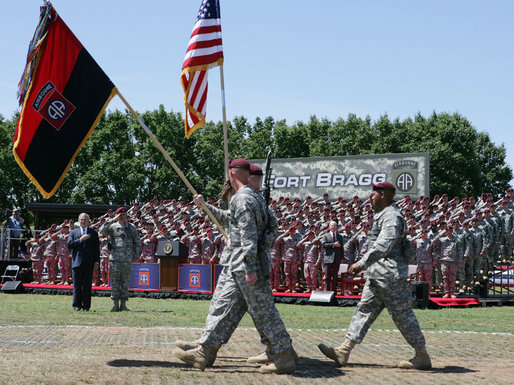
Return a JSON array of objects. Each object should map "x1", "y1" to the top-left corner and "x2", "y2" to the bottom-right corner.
[
  {"x1": 8, "y1": 283, "x2": 159, "y2": 292},
  {"x1": 0, "y1": 283, "x2": 483, "y2": 306},
  {"x1": 429, "y1": 297, "x2": 480, "y2": 306}
]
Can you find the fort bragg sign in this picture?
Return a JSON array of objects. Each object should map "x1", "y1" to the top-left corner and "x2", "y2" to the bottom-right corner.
[{"x1": 251, "y1": 153, "x2": 429, "y2": 200}]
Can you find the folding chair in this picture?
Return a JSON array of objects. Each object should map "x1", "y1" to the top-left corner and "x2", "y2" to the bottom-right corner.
[{"x1": 1, "y1": 265, "x2": 20, "y2": 284}]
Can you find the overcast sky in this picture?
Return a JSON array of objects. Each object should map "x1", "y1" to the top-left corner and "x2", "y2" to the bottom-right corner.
[{"x1": 1, "y1": 1, "x2": 513, "y2": 184}]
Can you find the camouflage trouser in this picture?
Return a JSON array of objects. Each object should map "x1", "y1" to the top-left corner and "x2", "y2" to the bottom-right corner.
[
  {"x1": 58, "y1": 254, "x2": 71, "y2": 283},
  {"x1": 432, "y1": 260, "x2": 442, "y2": 287},
  {"x1": 31, "y1": 259, "x2": 43, "y2": 282},
  {"x1": 304, "y1": 262, "x2": 318, "y2": 291},
  {"x1": 270, "y1": 259, "x2": 281, "y2": 290},
  {"x1": 474, "y1": 253, "x2": 486, "y2": 277},
  {"x1": 200, "y1": 267, "x2": 247, "y2": 345},
  {"x1": 92, "y1": 267, "x2": 100, "y2": 286},
  {"x1": 346, "y1": 278, "x2": 426, "y2": 349},
  {"x1": 45, "y1": 255, "x2": 58, "y2": 282},
  {"x1": 109, "y1": 260, "x2": 133, "y2": 300},
  {"x1": 100, "y1": 257, "x2": 109, "y2": 284},
  {"x1": 283, "y1": 260, "x2": 298, "y2": 290},
  {"x1": 441, "y1": 261, "x2": 457, "y2": 296},
  {"x1": 500, "y1": 236, "x2": 513, "y2": 258},
  {"x1": 200, "y1": 269, "x2": 291, "y2": 354},
  {"x1": 417, "y1": 263, "x2": 432, "y2": 286},
  {"x1": 463, "y1": 257, "x2": 475, "y2": 285}
]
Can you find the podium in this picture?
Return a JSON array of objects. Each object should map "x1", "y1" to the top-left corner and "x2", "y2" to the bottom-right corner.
[{"x1": 156, "y1": 240, "x2": 187, "y2": 290}]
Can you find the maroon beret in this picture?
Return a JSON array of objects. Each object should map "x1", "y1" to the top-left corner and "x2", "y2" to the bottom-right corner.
[
  {"x1": 228, "y1": 158, "x2": 251, "y2": 170},
  {"x1": 116, "y1": 206, "x2": 127, "y2": 214},
  {"x1": 372, "y1": 182, "x2": 396, "y2": 191},
  {"x1": 249, "y1": 163, "x2": 263, "y2": 176}
]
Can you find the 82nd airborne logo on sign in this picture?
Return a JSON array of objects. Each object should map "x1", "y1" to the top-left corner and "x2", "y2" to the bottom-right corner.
[
  {"x1": 392, "y1": 160, "x2": 418, "y2": 194},
  {"x1": 138, "y1": 271, "x2": 150, "y2": 286},
  {"x1": 33, "y1": 81, "x2": 75, "y2": 131},
  {"x1": 189, "y1": 273, "x2": 201, "y2": 288}
]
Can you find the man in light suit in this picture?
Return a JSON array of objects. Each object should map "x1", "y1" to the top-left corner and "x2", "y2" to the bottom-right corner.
[
  {"x1": 67, "y1": 213, "x2": 100, "y2": 311},
  {"x1": 322, "y1": 220, "x2": 344, "y2": 292}
]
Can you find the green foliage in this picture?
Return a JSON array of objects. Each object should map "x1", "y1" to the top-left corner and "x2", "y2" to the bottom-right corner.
[{"x1": 0, "y1": 108, "x2": 511, "y2": 215}]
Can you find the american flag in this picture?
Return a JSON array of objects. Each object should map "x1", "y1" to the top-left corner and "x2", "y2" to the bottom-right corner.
[{"x1": 181, "y1": 0, "x2": 224, "y2": 138}]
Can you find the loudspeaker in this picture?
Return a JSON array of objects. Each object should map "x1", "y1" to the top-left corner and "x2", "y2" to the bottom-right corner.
[
  {"x1": 1, "y1": 280, "x2": 25, "y2": 294},
  {"x1": 308, "y1": 290, "x2": 335, "y2": 305},
  {"x1": 411, "y1": 281, "x2": 429, "y2": 309},
  {"x1": 156, "y1": 240, "x2": 188, "y2": 258}
]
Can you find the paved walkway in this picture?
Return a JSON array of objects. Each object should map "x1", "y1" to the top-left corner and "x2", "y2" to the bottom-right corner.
[{"x1": 1, "y1": 325, "x2": 512, "y2": 384}]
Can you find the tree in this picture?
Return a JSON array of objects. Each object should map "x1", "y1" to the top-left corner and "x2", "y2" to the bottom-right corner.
[{"x1": 1, "y1": 108, "x2": 511, "y2": 208}]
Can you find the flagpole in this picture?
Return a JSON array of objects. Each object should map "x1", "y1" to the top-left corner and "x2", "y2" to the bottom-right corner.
[
  {"x1": 219, "y1": 64, "x2": 230, "y2": 179},
  {"x1": 115, "y1": 89, "x2": 228, "y2": 240}
]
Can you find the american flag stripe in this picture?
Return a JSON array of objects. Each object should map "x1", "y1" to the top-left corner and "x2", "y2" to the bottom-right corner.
[{"x1": 181, "y1": 0, "x2": 223, "y2": 138}]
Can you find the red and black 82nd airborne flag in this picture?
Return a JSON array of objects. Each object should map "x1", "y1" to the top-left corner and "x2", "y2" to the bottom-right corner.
[{"x1": 14, "y1": 3, "x2": 116, "y2": 198}]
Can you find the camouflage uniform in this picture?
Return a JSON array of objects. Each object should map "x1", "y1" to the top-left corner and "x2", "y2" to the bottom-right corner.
[
  {"x1": 43, "y1": 235, "x2": 58, "y2": 283},
  {"x1": 470, "y1": 224, "x2": 486, "y2": 280},
  {"x1": 100, "y1": 219, "x2": 140, "y2": 301},
  {"x1": 57, "y1": 232, "x2": 71, "y2": 284},
  {"x1": 200, "y1": 236, "x2": 215, "y2": 264},
  {"x1": 488, "y1": 213, "x2": 502, "y2": 263},
  {"x1": 347, "y1": 203, "x2": 426, "y2": 349},
  {"x1": 344, "y1": 231, "x2": 371, "y2": 265},
  {"x1": 461, "y1": 229, "x2": 476, "y2": 285},
  {"x1": 478, "y1": 220, "x2": 493, "y2": 273},
  {"x1": 299, "y1": 240, "x2": 321, "y2": 291},
  {"x1": 270, "y1": 236, "x2": 282, "y2": 291},
  {"x1": 341, "y1": 231, "x2": 354, "y2": 261},
  {"x1": 434, "y1": 234, "x2": 462, "y2": 297},
  {"x1": 99, "y1": 236, "x2": 110, "y2": 285},
  {"x1": 276, "y1": 233, "x2": 302, "y2": 292},
  {"x1": 30, "y1": 241, "x2": 44, "y2": 283},
  {"x1": 141, "y1": 233, "x2": 158, "y2": 263},
  {"x1": 413, "y1": 238, "x2": 433, "y2": 284},
  {"x1": 198, "y1": 186, "x2": 291, "y2": 355},
  {"x1": 185, "y1": 234, "x2": 202, "y2": 264},
  {"x1": 498, "y1": 208, "x2": 513, "y2": 258}
]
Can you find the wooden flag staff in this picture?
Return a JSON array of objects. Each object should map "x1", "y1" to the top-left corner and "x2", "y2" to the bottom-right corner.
[{"x1": 116, "y1": 89, "x2": 228, "y2": 240}]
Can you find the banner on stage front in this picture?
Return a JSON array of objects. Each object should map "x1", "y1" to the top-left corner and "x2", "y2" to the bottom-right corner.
[{"x1": 251, "y1": 153, "x2": 430, "y2": 200}]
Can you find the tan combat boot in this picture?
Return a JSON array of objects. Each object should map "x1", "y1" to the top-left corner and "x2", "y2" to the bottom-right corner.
[
  {"x1": 259, "y1": 347, "x2": 296, "y2": 374},
  {"x1": 398, "y1": 347, "x2": 432, "y2": 370},
  {"x1": 175, "y1": 339, "x2": 200, "y2": 351},
  {"x1": 120, "y1": 299, "x2": 130, "y2": 311},
  {"x1": 248, "y1": 350, "x2": 272, "y2": 364},
  {"x1": 110, "y1": 299, "x2": 119, "y2": 312},
  {"x1": 248, "y1": 344, "x2": 299, "y2": 365},
  {"x1": 174, "y1": 340, "x2": 216, "y2": 367},
  {"x1": 318, "y1": 338, "x2": 355, "y2": 367},
  {"x1": 173, "y1": 345, "x2": 218, "y2": 370}
]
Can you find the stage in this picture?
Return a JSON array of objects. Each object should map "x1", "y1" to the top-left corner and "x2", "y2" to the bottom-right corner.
[{"x1": 2, "y1": 281, "x2": 510, "y2": 308}]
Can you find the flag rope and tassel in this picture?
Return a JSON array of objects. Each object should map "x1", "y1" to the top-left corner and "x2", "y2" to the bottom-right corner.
[
  {"x1": 116, "y1": 90, "x2": 228, "y2": 240},
  {"x1": 17, "y1": 2, "x2": 54, "y2": 105}
]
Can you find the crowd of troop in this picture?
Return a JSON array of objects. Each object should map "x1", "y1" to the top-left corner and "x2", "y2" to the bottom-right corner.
[{"x1": 21, "y1": 186, "x2": 514, "y2": 298}]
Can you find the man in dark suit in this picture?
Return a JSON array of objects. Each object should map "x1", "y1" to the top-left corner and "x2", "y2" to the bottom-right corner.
[
  {"x1": 322, "y1": 220, "x2": 344, "y2": 292},
  {"x1": 67, "y1": 213, "x2": 100, "y2": 311}
]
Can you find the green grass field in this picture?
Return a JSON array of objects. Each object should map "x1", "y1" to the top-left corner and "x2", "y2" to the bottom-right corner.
[
  {"x1": 1, "y1": 293, "x2": 512, "y2": 333},
  {"x1": 1, "y1": 293, "x2": 513, "y2": 385}
]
